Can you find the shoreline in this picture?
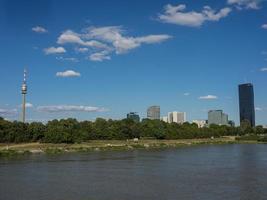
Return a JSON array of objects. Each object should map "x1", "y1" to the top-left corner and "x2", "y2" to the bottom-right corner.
[{"x1": 0, "y1": 137, "x2": 264, "y2": 157}]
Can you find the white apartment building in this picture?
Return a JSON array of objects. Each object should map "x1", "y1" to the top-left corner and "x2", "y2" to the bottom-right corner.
[
  {"x1": 168, "y1": 111, "x2": 186, "y2": 124},
  {"x1": 161, "y1": 116, "x2": 168, "y2": 123},
  {"x1": 192, "y1": 120, "x2": 207, "y2": 128}
]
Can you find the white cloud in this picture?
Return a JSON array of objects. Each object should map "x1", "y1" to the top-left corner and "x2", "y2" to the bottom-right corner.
[
  {"x1": 56, "y1": 70, "x2": 81, "y2": 77},
  {"x1": 255, "y1": 107, "x2": 262, "y2": 111},
  {"x1": 25, "y1": 103, "x2": 33, "y2": 108},
  {"x1": 260, "y1": 68, "x2": 267, "y2": 72},
  {"x1": 50, "y1": 26, "x2": 171, "y2": 61},
  {"x1": 44, "y1": 47, "x2": 66, "y2": 55},
  {"x1": 37, "y1": 105, "x2": 108, "y2": 113},
  {"x1": 57, "y1": 30, "x2": 83, "y2": 44},
  {"x1": 56, "y1": 56, "x2": 79, "y2": 62},
  {"x1": 262, "y1": 24, "x2": 267, "y2": 29},
  {"x1": 199, "y1": 95, "x2": 218, "y2": 100},
  {"x1": 89, "y1": 51, "x2": 111, "y2": 62},
  {"x1": 135, "y1": 35, "x2": 172, "y2": 44},
  {"x1": 158, "y1": 4, "x2": 231, "y2": 27},
  {"x1": 83, "y1": 40, "x2": 110, "y2": 49},
  {"x1": 32, "y1": 26, "x2": 48, "y2": 33},
  {"x1": 85, "y1": 26, "x2": 124, "y2": 42},
  {"x1": 19, "y1": 103, "x2": 33, "y2": 108},
  {"x1": 57, "y1": 30, "x2": 109, "y2": 49},
  {"x1": 227, "y1": 0, "x2": 262, "y2": 9},
  {"x1": 84, "y1": 26, "x2": 172, "y2": 54},
  {"x1": 184, "y1": 93, "x2": 190, "y2": 96},
  {"x1": 0, "y1": 108, "x2": 18, "y2": 117},
  {"x1": 75, "y1": 47, "x2": 88, "y2": 53}
]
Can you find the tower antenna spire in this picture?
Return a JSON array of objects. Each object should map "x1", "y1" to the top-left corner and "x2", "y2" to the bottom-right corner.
[
  {"x1": 23, "y1": 69, "x2": 26, "y2": 83},
  {"x1": 21, "y1": 68, "x2": 27, "y2": 123}
]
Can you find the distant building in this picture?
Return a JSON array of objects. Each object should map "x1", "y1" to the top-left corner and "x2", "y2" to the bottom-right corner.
[
  {"x1": 239, "y1": 83, "x2": 255, "y2": 127},
  {"x1": 228, "y1": 120, "x2": 235, "y2": 127},
  {"x1": 167, "y1": 112, "x2": 172, "y2": 123},
  {"x1": 162, "y1": 116, "x2": 168, "y2": 123},
  {"x1": 192, "y1": 120, "x2": 207, "y2": 128},
  {"x1": 168, "y1": 111, "x2": 186, "y2": 124},
  {"x1": 208, "y1": 110, "x2": 228, "y2": 126},
  {"x1": 147, "y1": 106, "x2": 160, "y2": 120},
  {"x1": 127, "y1": 112, "x2": 140, "y2": 123}
]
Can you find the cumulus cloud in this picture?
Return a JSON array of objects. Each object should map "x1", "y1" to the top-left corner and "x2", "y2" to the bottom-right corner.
[
  {"x1": 32, "y1": 26, "x2": 48, "y2": 33},
  {"x1": 37, "y1": 105, "x2": 108, "y2": 113},
  {"x1": 51, "y1": 26, "x2": 171, "y2": 61},
  {"x1": 44, "y1": 47, "x2": 66, "y2": 55},
  {"x1": 262, "y1": 24, "x2": 267, "y2": 29},
  {"x1": 158, "y1": 4, "x2": 231, "y2": 27},
  {"x1": 0, "y1": 108, "x2": 18, "y2": 117},
  {"x1": 227, "y1": 0, "x2": 262, "y2": 9},
  {"x1": 56, "y1": 70, "x2": 81, "y2": 77},
  {"x1": 260, "y1": 68, "x2": 267, "y2": 72},
  {"x1": 199, "y1": 95, "x2": 218, "y2": 100},
  {"x1": 183, "y1": 93, "x2": 190, "y2": 96},
  {"x1": 57, "y1": 30, "x2": 109, "y2": 49},
  {"x1": 84, "y1": 26, "x2": 172, "y2": 54},
  {"x1": 89, "y1": 50, "x2": 111, "y2": 61},
  {"x1": 57, "y1": 30, "x2": 83, "y2": 44}
]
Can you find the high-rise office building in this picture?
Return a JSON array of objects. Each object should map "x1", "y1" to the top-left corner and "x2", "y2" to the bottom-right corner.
[
  {"x1": 168, "y1": 111, "x2": 186, "y2": 124},
  {"x1": 239, "y1": 83, "x2": 255, "y2": 127},
  {"x1": 208, "y1": 110, "x2": 228, "y2": 126},
  {"x1": 126, "y1": 112, "x2": 140, "y2": 123},
  {"x1": 147, "y1": 106, "x2": 160, "y2": 120}
]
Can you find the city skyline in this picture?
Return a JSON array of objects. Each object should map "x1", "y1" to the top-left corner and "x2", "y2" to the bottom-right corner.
[{"x1": 0, "y1": 0, "x2": 267, "y2": 125}]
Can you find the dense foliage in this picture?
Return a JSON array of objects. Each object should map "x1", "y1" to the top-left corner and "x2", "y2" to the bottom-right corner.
[{"x1": 0, "y1": 117, "x2": 266, "y2": 144}]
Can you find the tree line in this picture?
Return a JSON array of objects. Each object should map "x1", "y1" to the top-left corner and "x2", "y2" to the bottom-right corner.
[{"x1": 0, "y1": 117, "x2": 266, "y2": 144}]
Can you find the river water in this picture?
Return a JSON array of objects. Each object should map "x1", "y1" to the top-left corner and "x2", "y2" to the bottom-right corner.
[{"x1": 1, "y1": 144, "x2": 267, "y2": 200}]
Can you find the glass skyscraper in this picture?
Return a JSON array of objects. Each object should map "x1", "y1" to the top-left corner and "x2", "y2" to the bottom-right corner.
[{"x1": 238, "y1": 83, "x2": 255, "y2": 127}]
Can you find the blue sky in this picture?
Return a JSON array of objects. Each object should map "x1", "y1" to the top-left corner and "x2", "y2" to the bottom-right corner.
[{"x1": 0, "y1": 0, "x2": 267, "y2": 125}]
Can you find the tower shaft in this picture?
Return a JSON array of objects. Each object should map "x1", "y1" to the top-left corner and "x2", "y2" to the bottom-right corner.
[
  {"x1": 21, "y1": 69, "x2": 27, "y2": 123},
  {"x1": 22, "y1": 94, "x2": 26, "y2": 123}
]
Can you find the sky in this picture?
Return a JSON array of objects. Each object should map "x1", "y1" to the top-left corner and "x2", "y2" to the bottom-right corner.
[{"x1": 0, "y1": 0, "x2": 267, "y2": 125}]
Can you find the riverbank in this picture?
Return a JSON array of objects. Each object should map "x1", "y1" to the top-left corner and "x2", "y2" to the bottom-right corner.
[{"x1": 0, "y1": 137, "x2": 263, "y2": 157}]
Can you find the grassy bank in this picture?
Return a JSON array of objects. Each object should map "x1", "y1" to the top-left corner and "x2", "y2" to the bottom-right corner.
[{"x1": 0, "y1": 137, "x2": 263, "y2": 157}]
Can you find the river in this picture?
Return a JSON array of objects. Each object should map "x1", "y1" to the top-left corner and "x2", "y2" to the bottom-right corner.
[{"x1": 1, "y1": 144, "x2": 267, "y2": 200}]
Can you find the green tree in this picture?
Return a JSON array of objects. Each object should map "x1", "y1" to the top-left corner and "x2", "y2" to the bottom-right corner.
[{"x1": 28, "y1": 122, "x2": 46, "y2": 142}]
